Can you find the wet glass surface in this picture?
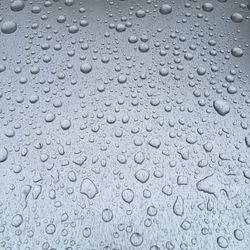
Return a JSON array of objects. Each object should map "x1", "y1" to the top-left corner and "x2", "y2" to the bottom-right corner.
[{"x1": 0, "y1": 0, "x2": 250, "y2": 249}]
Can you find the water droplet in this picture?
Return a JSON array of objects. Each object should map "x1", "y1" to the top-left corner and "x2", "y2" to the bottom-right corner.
[
  {"x1": 213, "y1": 100, "x2": 230, "y2": 116},
  {"x1": 217, "y1": 236, "x2": 228, "y2": 248},
  {"x1": 231, "y1": 47, "x2": 243, "y2": 57},
  {"x1": 0, "y1": 147, "x2": 8, "y2": 163},
  {"x1": 122, "y1": 188, "x2": 134, "y2": 204},
  {"x1": 202, "y1": 3, "x2": 214, "y2": 12},
  {"x1": 159, "y1": 4, "x2": 172, "y2": 15},
  {"x1": 10, "y1": 0, "x2": 24, "y2": 11},
  {"x1": 231, "y1": 13, "x2": 243, "y2": 23},
  {"x1": 1, "y1": 21, "x2": 17, "y2": 34},
  {"x1": 80, "y1": 178, "x2": 98, "y2": 199},
  {"x1": 11, "y1": 214, "x2": 23, "y2": 227},
  {"x1": 80, "y1": 63, "x2": 92, "y2": 73},
  {"x1": 135, "y1": 169, "x2": 150, "y2": 183},
  {"x1": 60, "y1": 119, "x2": 71, "y2": 130},
  {"x1": 102, "y1": 209, "x2": 113, "y2": 222},
  {"x1": 130, "y1": 232, "x2": 143, "y2": 247}
]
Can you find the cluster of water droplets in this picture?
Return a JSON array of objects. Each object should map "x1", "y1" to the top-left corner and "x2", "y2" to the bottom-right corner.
[{"x1": 0, "y1": 0, "x2": 250, "y2": 249}]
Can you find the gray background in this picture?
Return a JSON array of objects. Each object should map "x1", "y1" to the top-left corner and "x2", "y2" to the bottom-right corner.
[{"x1": 0, "y1": 0, "x2": 250, "y2": 249}]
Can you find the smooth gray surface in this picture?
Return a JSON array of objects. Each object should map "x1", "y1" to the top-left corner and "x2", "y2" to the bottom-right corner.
[{"x1": 0, "y1": 0, "x2": 250, "y2": 249}]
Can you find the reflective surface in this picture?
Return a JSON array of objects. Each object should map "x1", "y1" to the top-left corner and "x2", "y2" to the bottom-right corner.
[{"x1": 0, "y1": 0, "x2": 250, "y2": 249}]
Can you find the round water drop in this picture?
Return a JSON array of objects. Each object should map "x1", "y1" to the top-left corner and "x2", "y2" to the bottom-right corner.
[
  {"x1": 80, "y1": 19, "x2": 88, "y2": 27},
  {"x1": 0, "y1": 65, "x2": 6, "y2": 73},
  {"x1": 202, "y1": 3, "x2": 214, "y2": 12},
  {"x1": 159, "y1": 68, "x2": 169, "y2": 76},
  {"x1": 159, "y1": 4, "x2": 172, "y2": 15},
  {"x1": 45, "y1": 113, "x2": 55, "y2": 123},
  {"x1": 122, "y1": 188, "x2": 134, "y2": 203},
  {"x1": 80, "y1": 63, "x2": 92, "y2": 73},
  {"x1": 136, "y1": 9, "x2": 146, "y2": 18},
  {"x1": 234, "y1": 229, "x2": 244, "y2": 241},
  {"x1": 45, "y1": 224, "x2": 56, "y2": 235},
  {"x1": 134, "y1": 151, "x2": 145, "y2": 164},
  {"x1": 217, "y1": 236, "x2": 228, "y2": 248},
  {"x1": 128, "y1": 35, "x2": 138, "y2": 43},
  {"x1": 139, "y1": 43, "x2": 149, "y2": 53},
  {"x1": 116, "y1": 23, "x2": 126, "y2": 32},
  {"x1": 30, "y1": 66, "x2": 40, "y2": 74},
  {"x1": 31, "y1": 6, "x2": 41, "y2": 13},
  {"x1": 102, "y1": 209, "x2": 113, "y2": 222},
  {"x1": 82, "y1": 227, "x2": 91, "y2": 238},
  {"x1": 130, "y1": 232, "x2": 143, "y2": 247},
  {"x1": 10, "y1": 0, "x2": 24, "y2": 11},
  {"x1": 166, "y1": 241, "x2": 175, "y2": 250},
  {"x1": 197, "y1": 67, "x2": 206, "y2": 76},
  {"x1": 65, "y1": 0, "x2": 74, "y2": 6},
  {"x1": 147, "y1": 206, "x2": 157, "y2": 216},
  {"x1": 135, "y1": 169, "x2": 150, "y2": 183},
  {"x1": 57, "y1": 15, "x2": 66, "y2": 23},
  {"x1": 118, "y1": 74, "x2": 127, "y2": 84},
  {"x1": 231, "y1": 47, "x2": 243, "y2": 57},
  {"x1": 162, "y1": 185, "x2": 173, "y2": 196},
  {"x1": 29, "y1": 94, "x2": 39, "y2": 104},
  {"x1": 11, "y1": 214, "x2": 23, "y2": 227},
  {"x1": 227, "y1": 85, "x2": 237, "y2": 94},
  {"x1": 0, "y1": 147, "x2": 8, "y2": 163},
  {"x1": 60, "y1": 119, "x2": 71, "y2": 130},
  {"x1": 69, "y1": 25, "x2": 79, "y2": 33},
  {"x1": 231, "y1": 13, "x2": 243, "y2": 23},
  {"x1": 1, "y1": 21, "x2": 17, "y2": 34}
]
